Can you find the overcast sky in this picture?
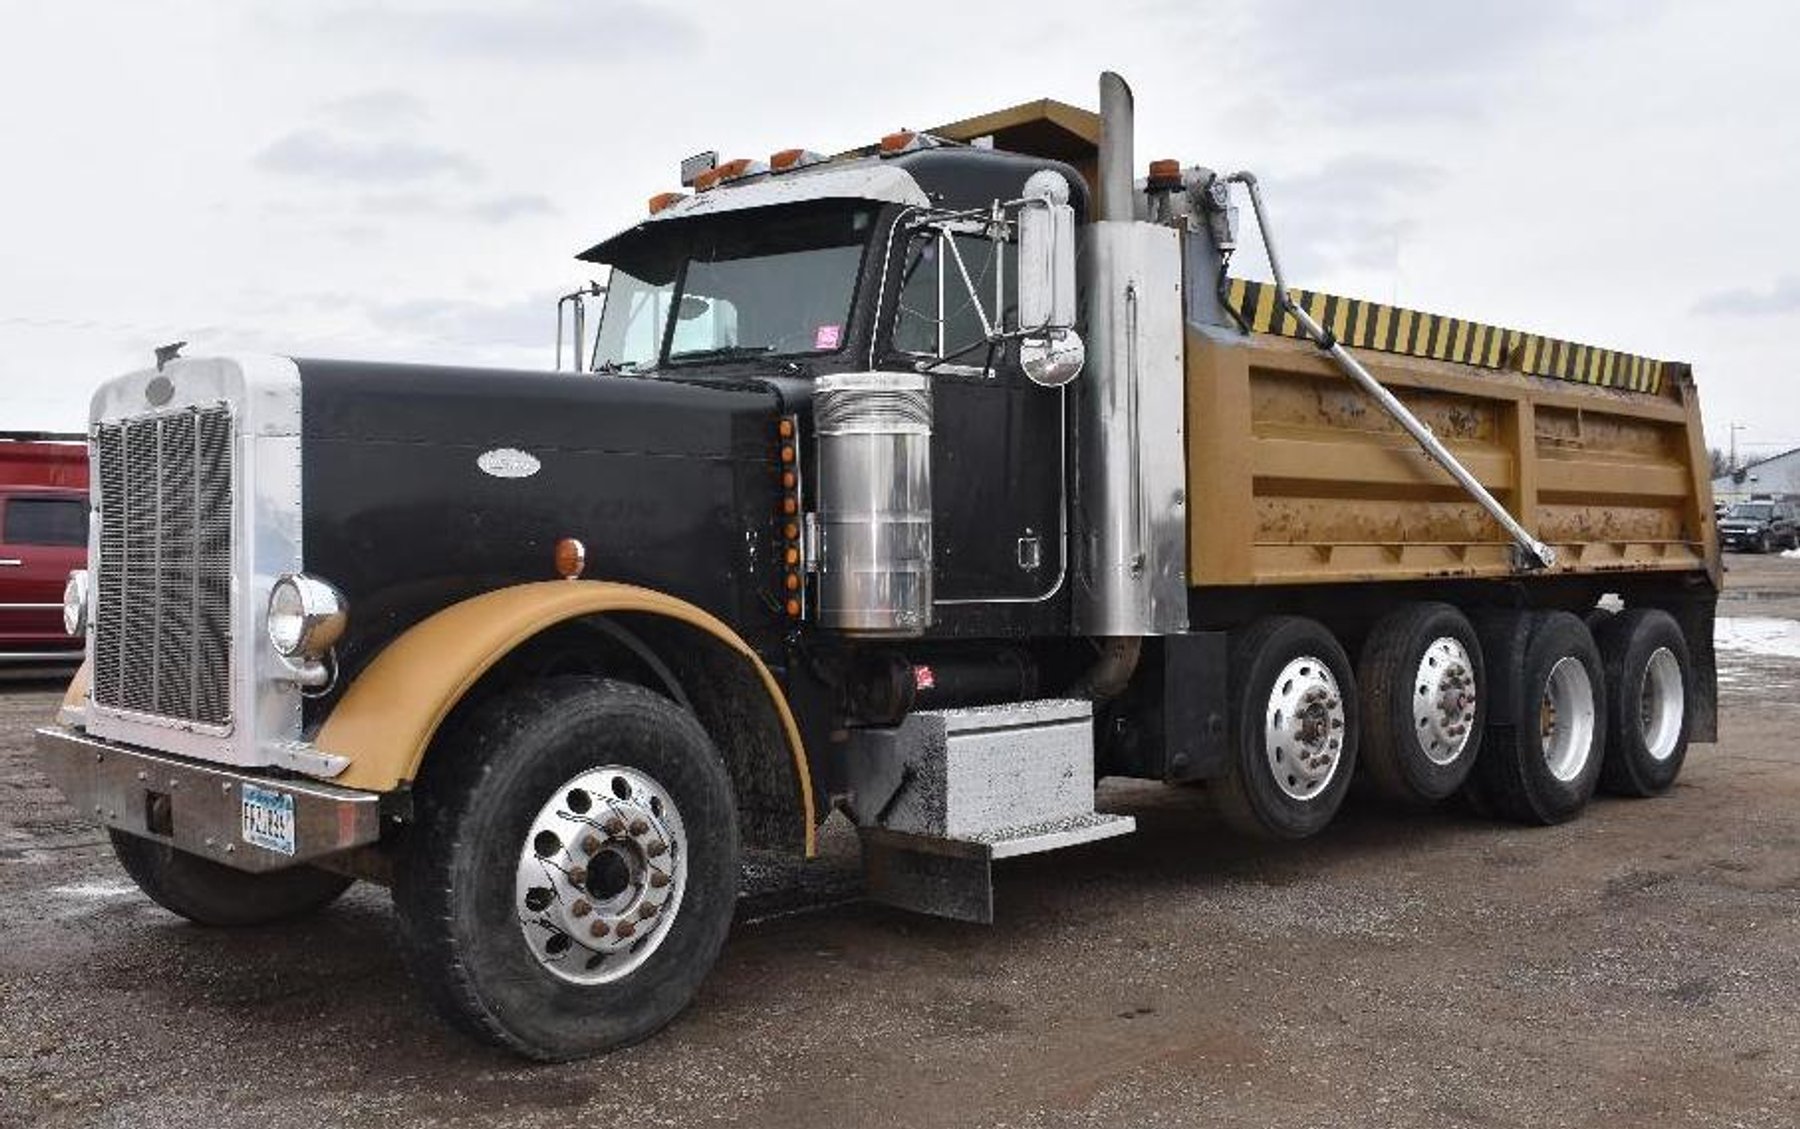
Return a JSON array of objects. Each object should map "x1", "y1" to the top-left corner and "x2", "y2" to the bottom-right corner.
[{"x1": 3, "y1": 0, "x2": 1796, "y2": 455}]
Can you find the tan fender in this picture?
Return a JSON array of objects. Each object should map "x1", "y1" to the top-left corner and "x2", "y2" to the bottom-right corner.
[{"x1": 316, "y1": 581, "x2": 815, "y2": 853}]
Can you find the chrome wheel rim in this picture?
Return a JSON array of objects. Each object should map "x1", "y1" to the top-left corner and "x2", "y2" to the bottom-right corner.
[
  {"x1": 1540, "y1": 657, "x2": 1596, "y2": 783},
  {"x1": 513, "y1": 765, "x2": 687, "y2": 985},
  {"x1": 1640, "y1": 647, "x2": 1684, "y2": 762},
  {"x1": 1264, "y1": 656, "x2": 1346, "y2": 801},
  {"x1": 1412, "y1": 636, "x2": 1478, "y2": 766}
]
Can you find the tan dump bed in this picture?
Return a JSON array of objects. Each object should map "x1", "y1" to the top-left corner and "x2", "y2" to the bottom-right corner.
[
  {"x1": 1185, "y1": 290, "x2": 1717, "y2": 589},
  {"x1": 929, "y1": 98, "x2": 1718, "y2": 591}
]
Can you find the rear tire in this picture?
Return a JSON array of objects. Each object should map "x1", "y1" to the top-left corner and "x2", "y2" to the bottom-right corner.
[
  {"x1": 393, "y1": 677, "x2": 740, "y2": 1061},
  {"x1": 1467, "y1": 611, "x2": 1606, "y2": 825},
  {"x1": 1594, "y1": 608, "x2": 1692, "y2": 797},
  {"x1": 110, "y1": 829, "x2": 352, "y2": 927},
  {"x1": 1215, "y1": 617, "x2": 1359, "y2": 839},
  {"x1": 1356, "y1": 602, "x2": 1485, "y2": 804}
]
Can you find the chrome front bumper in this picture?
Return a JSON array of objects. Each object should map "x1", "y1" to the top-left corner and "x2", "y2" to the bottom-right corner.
[{"x1": 34, "y1": 725, "x2": 382, "y2": 873}]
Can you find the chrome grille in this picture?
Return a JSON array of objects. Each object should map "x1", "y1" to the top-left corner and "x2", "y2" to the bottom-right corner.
[{"x1": 92, "y1": 405, "x2": 234, "y2": 727}]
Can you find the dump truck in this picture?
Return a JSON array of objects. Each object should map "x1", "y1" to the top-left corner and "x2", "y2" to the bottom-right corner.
[{"x1": 35, "y1": 72, "x2": 1717, "y2": 1060}]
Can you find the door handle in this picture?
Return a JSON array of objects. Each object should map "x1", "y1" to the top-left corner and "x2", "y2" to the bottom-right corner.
[{"x1": 0, "y1": 559, "x2": 21, "y2": 567}]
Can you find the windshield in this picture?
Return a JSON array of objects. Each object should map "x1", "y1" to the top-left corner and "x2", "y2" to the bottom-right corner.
[
  {"x1": 591, "y1": 202, "x2": 873, "y2": 371},
  {"x1": 1728, "y1": 502, "x2": 1775, "y2": 520}
]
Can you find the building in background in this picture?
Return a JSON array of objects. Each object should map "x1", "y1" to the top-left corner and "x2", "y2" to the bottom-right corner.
[{"x1": 1714, "y1": 447, "x2": 1800, "y2": 506}]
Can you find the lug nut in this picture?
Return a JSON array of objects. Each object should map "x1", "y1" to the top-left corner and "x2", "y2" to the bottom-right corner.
[
  {"x1": 582, "y1": 834, "x2": 602, "y2": 855},
  {"x1": 646, "y1": 839, "x2": 668, "y2": 858},
  {"x1": 638, "y1": 903, "x2": 657, "y2": 920},
  {"x1": 649, "y1": 870, "x2": 671, "y2": 889},
  {"x1": 571, "y1": 899, "x2": 592, "y2": 918},
  {"x1": 628, "y1": 818, "x2": 650, "y2": 836},
  {"x1": 603, "y1": 817, "x2": 626, "y2": 835},
  {"x1": 589, "y1": 919, "x2": 609, "y2": 938},
  {"x1": 616, "y1": 920, "x2": 637, "y2": 939},
  {"x1": 568, "y1": 867, "x2": 587, "y2": 886}
]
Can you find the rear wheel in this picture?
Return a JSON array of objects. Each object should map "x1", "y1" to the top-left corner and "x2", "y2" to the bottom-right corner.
[
  {"x1": 1595, "y1": 608, "x2": 1693, "y2": 797},
  {"x1": 394, "y1": 677, "x2": 740, "y2": 1061},
  {"x1": 1468, "y1": 611, "x2": 1606, "y2": 824},
  {"x1": 1356, "y1": 602, "x2": 1485, "y2": 804},
  {"x1": 110, "y1": 829, "x2": 352, "y2": 927},
  {"x1": 1215, "y1": 617, "x2": 1359, "y2": 839}
]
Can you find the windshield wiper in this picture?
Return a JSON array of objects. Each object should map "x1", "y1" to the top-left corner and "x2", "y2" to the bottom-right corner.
[
  {"x1": 669, "y1": 345, "x2": 776, "y2": 363},
  {"x1": 668, "y1": 345, "x2": 803, "y2": 374}
]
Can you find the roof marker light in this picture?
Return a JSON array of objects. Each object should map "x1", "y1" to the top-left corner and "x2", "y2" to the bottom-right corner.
[
  {"x1": 770, "y1": 148, "x2": 826, "y2": 173},
  {"x1": 648, "y1": 191, "x2": 685, "y2": 215},
  {"x1": 715, "y1": 157, "x2": 767, "y2": 183}
]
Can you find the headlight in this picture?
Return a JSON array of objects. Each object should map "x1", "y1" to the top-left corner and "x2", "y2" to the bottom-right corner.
[
  {"x1": 62, "y1": 569, "x2": 89, "y2": 637},
  {"x1": 266, "y1": 573, "x2": 347, "y2": 658}
]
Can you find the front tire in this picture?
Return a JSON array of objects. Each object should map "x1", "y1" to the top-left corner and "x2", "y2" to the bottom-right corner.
[
  {"x1": 394, "y1": 677, "x2": 740, "y2": 1061},
  {"x1": 110, "y1": 829, "x2": 352, "y2": 927},
  {"x1": 1215, "y1": 616, "x2": 1359, "y2": 840}
]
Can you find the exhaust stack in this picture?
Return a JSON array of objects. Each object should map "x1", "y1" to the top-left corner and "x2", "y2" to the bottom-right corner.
[
  {"x1": 1097, "y1": 72, "x2": 1135, "y2": 223},
  {"x1": 1075, "y1": 72, "x2": 1190, "y2": 638}
]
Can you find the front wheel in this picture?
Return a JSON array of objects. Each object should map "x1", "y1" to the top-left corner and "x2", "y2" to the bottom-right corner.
[
  {"x1": 394, "y1": 677, "x2": 740, "y2": 1061},
  {"x1": 110, "y1": 829, "x2": 352, "y2": 926},
  {"x1": 1214, "y1": 616, "x2": 1359, "y2": 839}
]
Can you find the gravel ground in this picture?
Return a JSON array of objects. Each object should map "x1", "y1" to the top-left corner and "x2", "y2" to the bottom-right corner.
[{"x1": 3, "y1": 557, "x2": 1798, "y2": 1128}]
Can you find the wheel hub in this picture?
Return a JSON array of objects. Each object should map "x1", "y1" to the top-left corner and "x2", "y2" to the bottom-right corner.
[
  {"x1": 1412, "y1": 636, "x2": 1478, "y2": 766},
  {"x1": 1540, "y1": 656, "x2": 1596, "y2": 782},
  {"x1": 1264, "y1": 657, "x2": 1346, "y2": 800},
  {"x1": 1639, "y1": 646, "x2": 1684, "y2": 762},
  {"x1": 514, "y1": 765, "x2": 687, "y2": 985}
]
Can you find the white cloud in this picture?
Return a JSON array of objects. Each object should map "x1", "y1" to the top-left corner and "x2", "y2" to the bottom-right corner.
[
  {"x1": 255, "y1": 129, "x2": 482, "y2": 183},
  {"x1": 0, "y1": 0, "x2": 1795, "y2": 453}
]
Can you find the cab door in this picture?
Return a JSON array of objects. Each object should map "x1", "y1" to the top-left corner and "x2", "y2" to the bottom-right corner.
[
  {"x1": 0, "y1": 491, "x2": 87, "y2": 653},
  {"x1": 883, "y1": 227, "x2": 1064, "y2": 606}
]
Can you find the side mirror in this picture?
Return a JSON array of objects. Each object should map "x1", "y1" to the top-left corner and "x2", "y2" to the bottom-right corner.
[{"x1": 1016, "y1": 170, "x2": 1083, "y2": 387}]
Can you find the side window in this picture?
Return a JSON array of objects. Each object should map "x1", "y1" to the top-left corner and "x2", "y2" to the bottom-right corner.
[
  {"x1": 891, "y1": 230, "x2": 1017, "y2": 362},
  {"x1": 5, "y1": 498, "x2": 85, "y2": 547}
]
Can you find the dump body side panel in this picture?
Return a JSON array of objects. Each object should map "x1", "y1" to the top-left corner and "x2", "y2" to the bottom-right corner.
[{"x1": 1185, "y1": 328, "x2": 1718, "y2": 589}]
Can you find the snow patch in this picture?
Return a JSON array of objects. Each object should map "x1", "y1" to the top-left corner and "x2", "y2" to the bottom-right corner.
[
  {"x1": 1780, "y1": 548, "x2": 1800, "y2": 560},
  {"x1": 47, "y1": 881, "x2": 141, "y2": 900},
  {"x1": 1714, "y1": 617, "x2": 1800, "y2": 660}
]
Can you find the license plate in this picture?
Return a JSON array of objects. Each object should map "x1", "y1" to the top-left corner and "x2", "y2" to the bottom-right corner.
[{"x1": 240, "y1": 784, "x2": 297, "y2": 855}]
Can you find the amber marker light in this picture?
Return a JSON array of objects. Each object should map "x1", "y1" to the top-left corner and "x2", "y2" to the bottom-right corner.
[
  {"x1": 778, "y1": 418, "x2": 795, "y2": 439},
  {"x1": 879, "y1": 130, "x2": 917, "y2": 154},
  {"x1": 784, "y1": 573, "x2": 801, "y2": 592},
  {"x1": 780, "y1": 445, "x2": 795, "y2": 465},
  {"x1": 692, "y1": 167, "x2": 725, "y2": 192},
  {"x1": 785, "y1": 598, "x2": 801, "y2": 618},
  {"x1": 555, "y1": 537, "x2": 587, "y2": 580},
  {"x1": 1147, "y1": 158, "x2": 1183, "y2": 190},
  {"x1": 648, "y1": 191, "x2": 685, "y2": 214}
]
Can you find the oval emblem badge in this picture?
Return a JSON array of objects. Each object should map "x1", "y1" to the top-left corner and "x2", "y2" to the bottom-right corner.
[{"x1": 477, "y1": 447, "x2": 541, "y2": 479}]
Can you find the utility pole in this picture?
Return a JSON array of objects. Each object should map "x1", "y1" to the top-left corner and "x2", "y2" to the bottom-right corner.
[{"x1": 1730, "y1": 422, "x2": 1746, "y2": 472}]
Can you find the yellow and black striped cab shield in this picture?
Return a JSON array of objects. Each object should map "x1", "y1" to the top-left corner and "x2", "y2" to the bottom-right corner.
[{"x1": 1225, "y1": 278, "x2": 1668, "y2": 395}]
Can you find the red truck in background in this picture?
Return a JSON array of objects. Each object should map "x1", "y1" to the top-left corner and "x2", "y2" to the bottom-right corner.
[{"x1": 0, "y1": 433, "x2": 87, "y2": 663}]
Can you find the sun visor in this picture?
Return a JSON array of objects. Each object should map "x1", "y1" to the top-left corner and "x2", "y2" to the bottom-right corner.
[{"x1": 579, "y1": 162, "x2": 929, "y2": 264}]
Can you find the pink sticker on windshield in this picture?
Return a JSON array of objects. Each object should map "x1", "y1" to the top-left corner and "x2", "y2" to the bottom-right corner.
[{"x1": 814, "y1": 324, "x2": 842, "y2": 350}]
